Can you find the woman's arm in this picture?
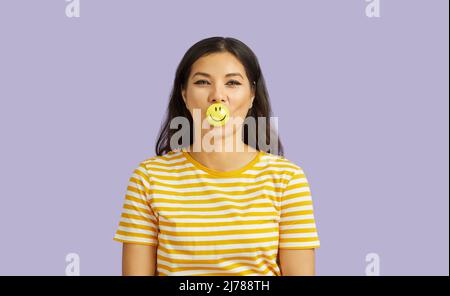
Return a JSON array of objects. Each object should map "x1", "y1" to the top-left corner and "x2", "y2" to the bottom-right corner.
[
  {"x1": 278, "y1": 249, "x2": 316, "y2": 276},
  {"x1": 122, "y1": 243, "x2": 157, "y2": 276}
]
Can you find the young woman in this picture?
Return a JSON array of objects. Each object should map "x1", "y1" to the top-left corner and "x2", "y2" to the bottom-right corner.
[{"x1": 113, "y1": 37, "x2": 320, "y2": 276}]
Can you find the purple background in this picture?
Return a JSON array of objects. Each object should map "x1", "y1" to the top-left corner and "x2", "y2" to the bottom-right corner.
[{"x1": 0, "y1": 0, "x2": 448, "y2": 275}]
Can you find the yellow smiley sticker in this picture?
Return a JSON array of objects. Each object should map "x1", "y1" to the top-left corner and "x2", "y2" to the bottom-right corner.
[{"x1": 206, "y1": 103, "x2": 230, "y2": 127}]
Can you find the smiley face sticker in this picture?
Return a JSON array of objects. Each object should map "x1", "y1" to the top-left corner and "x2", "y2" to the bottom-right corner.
[{"x1": 206, "y1": 103, "x2": 230, "y2": 127}]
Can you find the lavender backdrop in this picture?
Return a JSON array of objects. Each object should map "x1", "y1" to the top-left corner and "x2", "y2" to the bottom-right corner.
[{"x1": 0, "y1": 0, "x2": 448, "y2": 275}]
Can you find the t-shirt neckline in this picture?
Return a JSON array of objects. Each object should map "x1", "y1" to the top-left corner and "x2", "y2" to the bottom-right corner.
[{"x1": 180, "y1": 147, "x2": 262, "y2": 177}]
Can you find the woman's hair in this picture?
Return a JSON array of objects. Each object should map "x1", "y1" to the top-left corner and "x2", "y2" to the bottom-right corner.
[{"x1": 155, "y1": 36, "x2": 284, "y2": 156}]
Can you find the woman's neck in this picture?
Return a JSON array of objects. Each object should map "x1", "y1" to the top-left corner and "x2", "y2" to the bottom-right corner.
[{"x1": 185, "y1": 143, "x2": 259, "y2": 172}]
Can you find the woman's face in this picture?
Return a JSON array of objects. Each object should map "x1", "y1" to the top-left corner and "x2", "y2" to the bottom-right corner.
[{"x1": 181, "y1": 52, "x2": 255, "y2": 139}]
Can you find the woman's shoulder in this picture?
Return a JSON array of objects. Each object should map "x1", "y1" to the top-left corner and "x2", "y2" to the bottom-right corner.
[
  {"x1": 258, "y1": 150, "x2": 303, "y2": 172},
  {"x1": 136, "y1": 149, "x2": 185, "y2": 171}
]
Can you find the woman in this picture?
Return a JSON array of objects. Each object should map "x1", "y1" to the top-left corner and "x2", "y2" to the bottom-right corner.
[{"x1": 113, "y1": 37, "x2": 320, "y2": 276}]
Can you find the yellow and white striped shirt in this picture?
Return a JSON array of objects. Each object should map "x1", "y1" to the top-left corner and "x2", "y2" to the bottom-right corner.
[{"x1": 113, "y1": 147, "x2": 320, "y2": 276}]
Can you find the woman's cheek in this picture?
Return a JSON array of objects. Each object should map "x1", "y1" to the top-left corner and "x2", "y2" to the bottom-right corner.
[{"x1": 233, "y1": 97, "x2": 251, "y2": 118}]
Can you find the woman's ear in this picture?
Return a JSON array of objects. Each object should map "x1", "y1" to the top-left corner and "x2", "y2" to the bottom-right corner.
[
  {"x1": 181, "y1": 88, "x2": 186, "y2": 103},
  {"x1": 250, "y1": 83, "x2": 256, "y2": 108},
  {"x1": 181, "y1": 88, "x2": 188, "y2": 109}
]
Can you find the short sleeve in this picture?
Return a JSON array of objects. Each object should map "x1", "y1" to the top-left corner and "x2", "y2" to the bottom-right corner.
[
  {"x1": 113, "y1": 163, "x2": 159, "y2": 246},
  {"x1": 278, "y1": 166, "x2": 320, "y2": 249}
]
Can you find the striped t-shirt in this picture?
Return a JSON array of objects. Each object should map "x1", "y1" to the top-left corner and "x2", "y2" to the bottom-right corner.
[{"x1": 113, "y1": 147, "x2": 320, "y2": 276}]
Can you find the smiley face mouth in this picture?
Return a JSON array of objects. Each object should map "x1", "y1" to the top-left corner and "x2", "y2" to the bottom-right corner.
[{"x1": 209, "y1": 114, "x2": 227, "y2": 122}]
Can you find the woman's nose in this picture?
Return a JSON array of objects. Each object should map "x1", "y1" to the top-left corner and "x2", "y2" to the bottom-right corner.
[
  {"x1": 209, "y1": 97, "x2": 227, "y2": 104},
  {"x1": 208, "y1": 85, "x2": 227, "y2": 103}
]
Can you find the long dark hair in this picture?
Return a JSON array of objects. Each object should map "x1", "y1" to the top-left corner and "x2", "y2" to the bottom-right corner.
[{"x1": 155, "y1": 36, "x2": 284, "y2": 157}]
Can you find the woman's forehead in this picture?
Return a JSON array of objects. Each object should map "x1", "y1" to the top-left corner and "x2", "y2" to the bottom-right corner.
[{"x1": 191, "y1": 52, "x2": 246, "y2": 77}]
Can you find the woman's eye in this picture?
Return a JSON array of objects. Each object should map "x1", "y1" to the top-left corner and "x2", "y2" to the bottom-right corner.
[
  {"x1": 227, "y1": 80, "x2": 241, "y2": 86},
  {"x1": 194, "y1": 80, "x2": 210, "y2": 85},
  {"x1": 194, "y1": 80, "x2": 241, "y2": 86}
]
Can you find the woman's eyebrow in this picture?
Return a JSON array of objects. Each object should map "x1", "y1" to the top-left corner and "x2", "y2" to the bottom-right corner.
[{"x1": 192, "y1": 72, "x2": 244, "y2": 79}]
